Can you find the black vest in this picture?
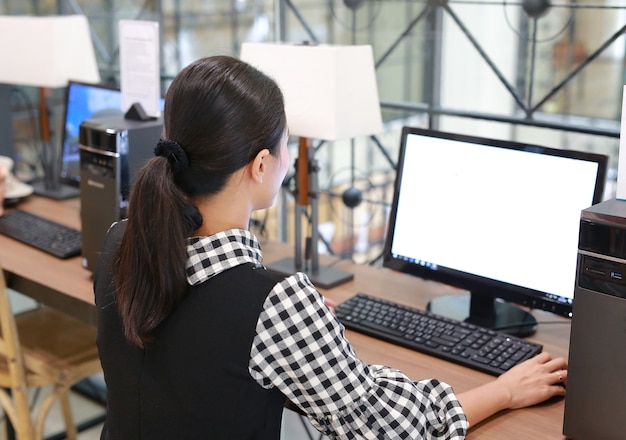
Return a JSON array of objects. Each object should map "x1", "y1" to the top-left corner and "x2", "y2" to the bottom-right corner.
[{"x1": 95, "y1": 223, "x2": 288, "y2": 439}]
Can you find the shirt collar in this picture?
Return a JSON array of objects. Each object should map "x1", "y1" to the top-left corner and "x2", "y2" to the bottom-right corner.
[{"x1": 186, "y1": 228, "x2": 263, "y2": 286}]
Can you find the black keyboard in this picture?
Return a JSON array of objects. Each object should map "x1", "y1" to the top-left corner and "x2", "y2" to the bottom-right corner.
[
  {"x1": 0, "y1": 209, "x2": 82, "y2": 259},
  {"x1": 335, "y1": 293, "x2": 542, "y2": 376}
]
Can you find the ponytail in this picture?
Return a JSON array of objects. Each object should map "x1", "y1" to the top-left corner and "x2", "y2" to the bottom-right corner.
[{"x1": 113, "y1": 156, "x2": 202, "y2": 347}]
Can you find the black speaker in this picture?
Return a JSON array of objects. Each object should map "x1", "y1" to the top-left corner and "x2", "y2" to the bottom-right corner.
[{"x1": 563, "y1": 198, "x2": 626, "y2": 440}]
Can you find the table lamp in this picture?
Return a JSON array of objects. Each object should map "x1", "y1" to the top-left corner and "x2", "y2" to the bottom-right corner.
[
  {"x1": 240, "y1": 42, "x2": 383, "y2": 288},
  {"x1": 0, "y1": 14, "x2": 101, "y2": 199}
]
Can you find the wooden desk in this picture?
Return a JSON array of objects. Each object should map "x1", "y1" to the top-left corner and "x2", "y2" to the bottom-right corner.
[
  {"x1": 312, "y1": 257, "x2": 570, "y2": 439},
  {"x1": 0, "y1": 196, "x2": 570, "y2": 439},
  {"x1": 0, "y1": 196, "x2": 97, "y2": 323}
]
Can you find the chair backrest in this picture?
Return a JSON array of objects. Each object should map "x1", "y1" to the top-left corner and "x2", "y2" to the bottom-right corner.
[{"x1": 0, "y1": 265, "x2": 35, "y2": 439}]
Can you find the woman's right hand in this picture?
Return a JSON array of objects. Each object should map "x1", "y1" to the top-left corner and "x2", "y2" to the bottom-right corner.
[
  {"x1": 495, "y1": 351, "x2": 567, "y2": 410},
  {"x1": 457, "y1": 351, "x2": 567, "y2": 427}
]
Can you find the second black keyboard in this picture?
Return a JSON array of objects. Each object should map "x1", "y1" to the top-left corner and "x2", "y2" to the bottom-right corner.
[
  {"x1": 335, "y1": 293, "x2": 542, "y2": 376},
  {"x1": 0, "y1": 209, "x2": 82, "y2": 259}
]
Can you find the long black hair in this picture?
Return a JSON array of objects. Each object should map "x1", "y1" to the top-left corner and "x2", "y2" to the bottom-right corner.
[{"x1": 113, "y1": 56, "x2": 286, "y2": 347}]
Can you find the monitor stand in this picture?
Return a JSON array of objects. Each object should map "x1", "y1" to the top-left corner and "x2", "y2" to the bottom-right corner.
[
  {"x1": 31, "y1": 141, "x2": 80, "y2": 200},
  {"x1": 32, "y1": 180, "x2": 80, "y2": 200},
  {"x1": 426, "y1": 291, "x2": 537, "y2": 337}
]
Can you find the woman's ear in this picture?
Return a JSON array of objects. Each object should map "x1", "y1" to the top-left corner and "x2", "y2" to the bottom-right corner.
[{"x1": 250, "y1": 148, "x2": 270, "y2": 184}]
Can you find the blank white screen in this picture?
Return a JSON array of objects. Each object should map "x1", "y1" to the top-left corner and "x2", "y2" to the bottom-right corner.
[{"x1": 390, "y1": 133, "x2": 599, "y2": 301}]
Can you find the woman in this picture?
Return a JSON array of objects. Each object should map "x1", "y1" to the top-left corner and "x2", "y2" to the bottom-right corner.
[{"x1": 94, "y1": 55, "x2": 567, "y2": 439}]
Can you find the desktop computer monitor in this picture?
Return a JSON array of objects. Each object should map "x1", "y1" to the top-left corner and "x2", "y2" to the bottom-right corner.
[
  {"x1": 59, "y1": 81, "x2": 165, "y2": 188},
  {"x1": 382, "y1": 127, "x2": 608, "y2": 337}
]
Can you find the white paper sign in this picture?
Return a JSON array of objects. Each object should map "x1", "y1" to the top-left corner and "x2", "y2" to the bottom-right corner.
[
  {"x1": 617, "y1": 86, "x2": 626, "y2": 200},
  {"x1": 119, "y1": 20, "x2": 160, "y2": 117}
]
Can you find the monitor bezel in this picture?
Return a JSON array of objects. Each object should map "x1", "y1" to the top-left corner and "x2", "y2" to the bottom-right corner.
[{"x1": 382, "y1": 126, "x2": 608, "y2": 319}]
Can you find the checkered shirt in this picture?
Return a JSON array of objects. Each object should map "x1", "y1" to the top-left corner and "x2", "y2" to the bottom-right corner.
[{"x1": 187, "y1": 229, "x2": 469, "y2": 439}]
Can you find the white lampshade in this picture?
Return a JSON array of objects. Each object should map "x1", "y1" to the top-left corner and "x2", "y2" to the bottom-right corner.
[
  {"x1": 0, "y1": 15, "x2": 100, "y2": 88},
  {"x1": 240, "y1": 42, "x2": 382, "y2": 141}
]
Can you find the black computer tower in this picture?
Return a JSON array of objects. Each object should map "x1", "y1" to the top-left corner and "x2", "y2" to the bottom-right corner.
[
  {"x1": 79, "y1": 115, "x2": 162, "y2": 272},
  {"x1": 563, "y1": 198, "x2": 626, "y2": 440}
]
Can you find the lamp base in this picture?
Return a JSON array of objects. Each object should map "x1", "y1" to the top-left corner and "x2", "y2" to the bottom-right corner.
[
  {"x1": 267, "y1": 257, "x2": 354, "y2": 289},
  {"x1": 32, "y1": 181, "x2": 80, "y2": 200}
]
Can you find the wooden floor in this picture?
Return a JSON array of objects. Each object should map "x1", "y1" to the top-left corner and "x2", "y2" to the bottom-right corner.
[{"x1": 0, "y1": 384, "x2": 104, "y2": 440}]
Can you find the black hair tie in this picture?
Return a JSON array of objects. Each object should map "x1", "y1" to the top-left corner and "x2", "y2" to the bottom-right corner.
[
  {"x1": 182, "y1": 203, "x2": 204, "y2": 234},
  {"x1": 154, "y1": 139, "x2": 189, "y2": 173}
]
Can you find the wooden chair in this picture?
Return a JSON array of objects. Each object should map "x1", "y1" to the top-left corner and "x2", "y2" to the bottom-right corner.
[{"x1": 0, "y1": 265, "x2": 102, "y2": 439}]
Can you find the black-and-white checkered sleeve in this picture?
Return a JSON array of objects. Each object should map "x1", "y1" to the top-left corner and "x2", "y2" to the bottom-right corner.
[{"x1": 249, "y1": 272, "x2": 468, "y2": 439}]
